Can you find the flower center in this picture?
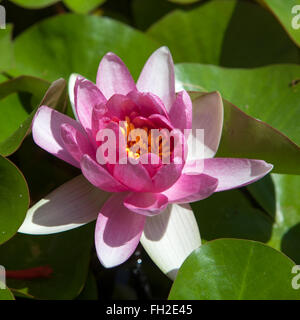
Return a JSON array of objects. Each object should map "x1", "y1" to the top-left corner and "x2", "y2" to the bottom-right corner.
[{"x1": 118, "y1": 116, "x2": 171, "y2": 161}]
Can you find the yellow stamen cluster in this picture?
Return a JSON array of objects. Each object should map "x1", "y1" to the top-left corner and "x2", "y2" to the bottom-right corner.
[{"x1": 119, "y1": 116, "x2": 171, "y2": 161}]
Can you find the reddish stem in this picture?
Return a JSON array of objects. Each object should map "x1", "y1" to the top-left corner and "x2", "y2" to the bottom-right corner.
[{"x1": 6, "y1": 266, "x2": 53, "y2": 280}]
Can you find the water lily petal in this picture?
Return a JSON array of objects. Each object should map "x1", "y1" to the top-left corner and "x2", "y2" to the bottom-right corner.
[
  {"x1": 152, "y1": 162, "x2": 184, "y2": 192},
  {"x1": 105, "y1": 94, "x2": 138, "y2": 119},
  {"x1": 124, "y1": 192, "x2": 169, "y2": 216},
  {"x1": 60, "y1": 123, "x2": 95, "y2": 163},
  {"x1": 127, "y1": 90, "x2": 169, "y2": 118},
  {"x1": 75, "y1": 77, "x2": 106, "y2": 134},
  {"x1": 169, "y1": 90, "x2": 192, "y2": 131},
  {"x1": 184, "y1": 158, "x2": 273, "y2": 192},
  {"x1": 95, "y1": 193, "x2": 145, "y2": 268},
  {"x1": 148, "y1": 114, "x2": 174, "y2": 130},
  {"x1": 140, "y1": 203, "x2": 201, "y2": 280},
  {"x1": 139, "y1": 153, "x2": 162, "y2": 177},
  {"x1": 96, "y1": 52, "x2": 136, "y2": 99},
  {"x1": 81, "y1": 154, "x2": 128, "y2": 192},
  {"x1": 113, "y1": 161, "x2": 154, "y2": 192},
  {"x1": 18, "y1": 175, "x2": 109, "y2": 235},
  {"x1": 163, "y1": 173, "x2": 218, "y2": 203},
  {"x1": 187, "y1": 91, "x2": 223, "y2": 161},
  {"x1": 68, "y1": 73, "x2": 82, "y2": 120},
  {"x1": 32, "y1": 106, "x2": 84, "y2": 168},
  {"x1": 137, "y1": 46, "x2": 175, "y2": 112}
]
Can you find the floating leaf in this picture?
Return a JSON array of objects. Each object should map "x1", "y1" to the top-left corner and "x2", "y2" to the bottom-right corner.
[
  {"x1": 8, "y1": 0, "x2": 59, "y2": 9},
  {"x1": 148, "y1": 0, "x2": 299, "y2": 67},
  {"x1": 63, "y1": 0, "x2": 106, "y2": 14},
  {"x1": 175, "y1": 61, "x2": 300, "y2": 174},
  {"x1": 0, "y1": 156, "x2": 29, "y2": 245},
  {"x1": 0, "y1": 24, "x2": 14, "y2": 72},
  {"x1": 0, "y1": 77, "x2": 67, "y2": 156},
  {"x1": 11, "y1": 14, "x2": 159, "y2": 82},
  {"x1": 169, "y1": 239, "x2": 300, "y2": 299},
  {"x1": 189, "y1": 91, "x2": 300, "y2": 174},
  {"x1": 0, "y1": 286, "x2": 14, "y2": 300},
  {"x1": 262, "y1": 0, "x2": 300, "y2": 47}
]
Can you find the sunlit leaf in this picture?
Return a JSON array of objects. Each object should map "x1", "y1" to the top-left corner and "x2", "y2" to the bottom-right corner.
[
  {"x1": 262, "y1": 0, "x2": 300, "y2": 47},
  {"x1": 175, "y1": 62, "x2": 300, "y2": 174},
  {"x1": 169, "y1": 239, "x2": 300, "y2": 299},
  {"x1": 0, "y1": 156, "x2": 29, "y2": 245},
  {"x1": 63, "y1": 0, "x2": 106, "y2": 14},
  {"x1": 11, "y1": 14, "x2": 159, "y2": 82},
  {"x1": 148, "y1": 0, "x2": 299, "y2": 67},
  {"x1": 8, "y1": 0, "x2": 59, "y2": 9},
  {"x1": 0, "y1": 24, "x2": 14, "y2": 72}
]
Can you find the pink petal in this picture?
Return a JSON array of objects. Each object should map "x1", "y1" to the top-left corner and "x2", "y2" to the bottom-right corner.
[
  {"x1": 105, "y1": 94, "x2": 138, "y2": 119},
  {"x1": 148, "y1": 114, "x2": 174, "y2": 130},
  {"x1": 60, "y1": 123, "x2": 95, "y2": 163},
  {"x1": 169, "y1": 90, "x2": 192, "y2": 131},
  {"x1": 127, "y1": 90, "x2": 169, "y2": 118},
  {"x1": 74, "y1": 77, "x2": 106, "y2": 134},
  {"x1": 137, "y1": 46, "x2": 175, "y2": 112},
  {"x1": 139, "y1": 153, "x2": 162, "y2": 177},
  {"x1": 19, "y1": 175, "x2": 109, "y2": 235},
  {"x1": 163, "y1": 173, "x2": 218, "y2": 203},
  {"x1": 131, "y1": 116, "x2": 155, "y2": 129},
  {"x1": 113, "y1": 161, "x2": 154, "y2": 192},
  {"x1": 152, "y1": 161, "x2": 184, "y2": 192},
  {"x1": 183, "y1": 158, "x2": 273, "y2": 192},
  {"x1": 96, "y1": 52, "x2": 136, "y2": 100},
  {"x1": 95, "y1": 193, "x2": 145, "y2": 268},
  {"x1": 124, "y1": 192, "x2": 169, "y2": 216},
  {"x1": 32, "y1": 106, "x2": 84, "y2": 168},
  {"x1": 187, "y1": 92, "x2": 223, "y2": 161},
  {"x1": 81, "y1": 154, "x2": 128, "y2": 192},
  {"x1": 95, "y1": 120, "x2": 127, "y2": 164}
]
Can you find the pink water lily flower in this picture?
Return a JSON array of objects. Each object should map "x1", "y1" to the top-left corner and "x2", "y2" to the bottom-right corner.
[{"x1": 19, "y1": 47, "x2": 273, "y2": 279}]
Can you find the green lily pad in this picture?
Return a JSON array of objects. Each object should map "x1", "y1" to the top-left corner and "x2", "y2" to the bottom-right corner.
[
  {"x1": 0, "y1": 223, "x2": 94, "y2": 300},
  {"x1": 262, "y1": 0, "x2": 300, "y2": 48},
  {"x1": 0, "y1": 156, "x2": 29, "y2": 245},
  {"x1": 175, "y1": 64, "x2": 300, "y2": 147},
  {"x1": 169, "y1": 239, "x2": 300, "y2": 299},
  {"x1": 175, "y1": 61, "x2": 300, "y2": 175},
  {"x1": 148, "y1": 0, "x2": 299, "y2": 67},
  {"x1": 8, "y1": 0, "x2": 59, "y2": 9},
  {"x1": 0, "y1": 24, "x2": 14, "y2": 72},
  {"x1": 189, "y1": 91, "x2": 300, "y2": 175},
  {"x1": 11, "y1": 14, "x2": 159, "y2": 82},
  {"x1": 0, "y1": 77, "x2": 67, "y2": 156},
  {"x1": 63, "y1": 0, "x2": 106, "y2": 14},
  {"x1": 0, "y1": 286, "x2": 14, "y2": 300}
]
